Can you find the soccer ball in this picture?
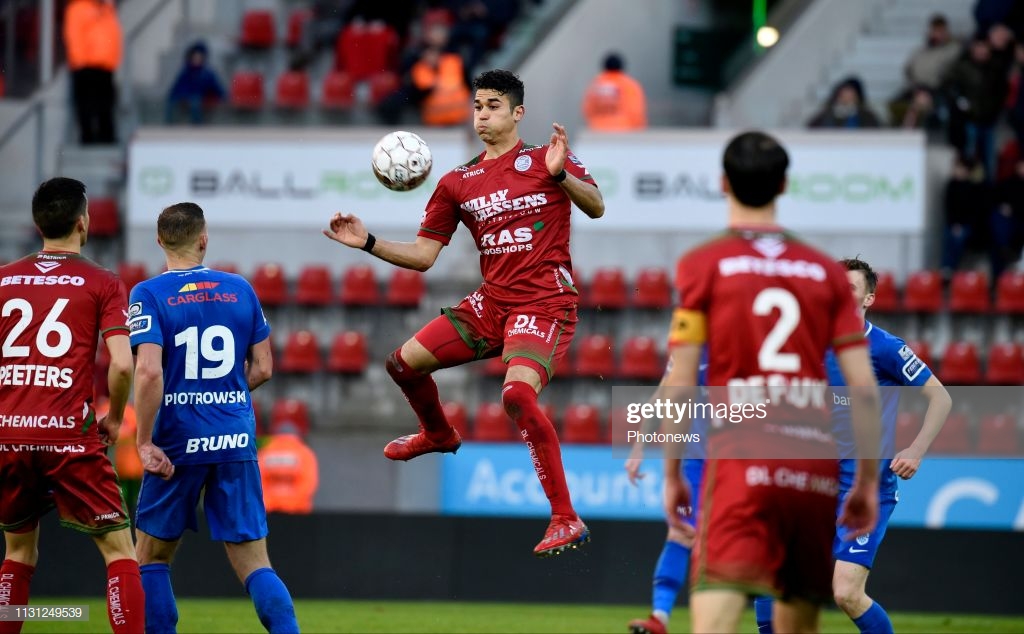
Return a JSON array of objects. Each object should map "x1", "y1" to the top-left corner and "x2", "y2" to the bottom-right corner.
[{"x1": 371, "y1": 131, "x2": 433, "y2": 191}]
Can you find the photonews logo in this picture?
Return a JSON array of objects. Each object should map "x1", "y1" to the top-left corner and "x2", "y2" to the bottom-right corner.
[
  {"x1": 787, "y1": 174, "x2": 915, "y2": 203},
  {"x1": 188, "y1": 169, "x2": 438, "y2": 199},
  {"x1": 138, "y1": 167, "x2": 173, "y2": 196}
]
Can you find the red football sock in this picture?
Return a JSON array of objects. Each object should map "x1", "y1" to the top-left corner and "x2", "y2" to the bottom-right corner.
[
  {"x1": 502, "y1": 381, "x2": 576, "y2": 517},
  {"x1": 0, "y1": 559, "x2": 35, "y2": 634},
  {"x1": 106, "y1": 559, "x2": 145, "y2": 634},
  {"x1": 386, "y1": 350, "x2": 453, "y2": 440}
]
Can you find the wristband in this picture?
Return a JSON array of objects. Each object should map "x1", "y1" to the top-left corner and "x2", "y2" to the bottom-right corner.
[
  {"x1": 553, "y1": 169, "x2": 568, "y2": 183},
  {"x1": 361, "y1": 233, "x2": 376, "y2": 253}
]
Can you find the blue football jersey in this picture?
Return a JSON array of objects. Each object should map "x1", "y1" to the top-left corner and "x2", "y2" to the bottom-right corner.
[
  {"x1": 826, "y1": 321, "x2": 932, "y2": 494},
  {"x1": 128, "y1": 266, "x2": 270, "y2": 465}
]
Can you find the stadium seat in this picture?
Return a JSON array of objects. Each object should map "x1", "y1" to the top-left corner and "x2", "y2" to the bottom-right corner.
[
  {"x1": 326, "y1": 330, "x2": 368, "y2": 375},
  {"x1": 279, "y1": 330, "x2": 323, "y2": 374},
  {"x1": 583, "y1": 267, "x2": 627, "y2": 310},
  {"x1": 894, "y1": 411, "x2": 921, "y2": 451},
  {"x1": 984, "y1": 342, "x2": 1024, "y2": 385},
  {"x1": 386, "y1": 269, "x2": 425, "y2": 308},
  {"x1": 339, "y1": 264, "x2": 379, "y2": 306},
  {"x1": 554, "y1": 349, "x2": 574, "y2": 379},
  {"x1": 270, "y1": 398, "x2": 310, "y2": 437},
  {"x1": 870, "y1": 271, "x2": 900, "y2": 313},
  {"x1": 251, "y1": 263, "x2": 287, "y2": 307},
  {"x1": 632, "y1": 267, "x2": 672, "y2": 310},
  {"x1": 321, "y1": 70, "x2": 355, "y2": 110},
  {"x1": 285, "y1": 7, "x2": 312, "y2": 48},
  {"x1": 940, "y1": 341, "x2": 981, "y2": 385},
  {"x1": 116, "y1": 262, "x2": 148, "y2": 293},
  {"x1": 275, "y1": 69, "x2": 310, "y2": 110},
  {"x1": 88, "y1": 197, "x2": 120, "y2": 237},
  {"x1": 443, "y1": 401, "x2": 470, "y2": 438},
  {"x1": 902, "y1": 270, "x2": 943, "y2": 313},
  {"x1": 976, "y1": 414, "x2": 1020, "y2": 455},
  {"x1": 368, "y1": 70, "x2": 400, "y2": 106},
  {"x1": 929, "y1": 411, "x2": 972, "y2": 454},
  {"x1": 210, "y1": 261, "x2": 239, "y2": 275},
  {"x1": 473, "y1": 402, "x2": 515, "y2": 441},
  {"x1": 949, "y1": 271, "x2": 991, "y2": 313},
  {"x1": 562, "y1": 404, "x2": 602, "y2": 443},
  {"x1": 995, "y1": 270, "x2": 1024, "y2": 314},
  {"x1": 607, "y1": 408, "x2": 627, "y2": 444},
  {"x1": 334, "y1": 21, "x2": 399, "y2": 82},
  {"x1": 902, "y1": 339, "x2": 934, "y2": 370},
  {"x1": 575, "y1": 334, "x2": 615, "y2": 378},
  {"x1": 230, "y1": 71, "x2": 265, "y2": 110},
  {"x1": 619, "y1": 335, "x2": 664, "y2": 381},
  {"x1": 252, "y1": 399, "x2": 266, "y2": 434},
  {"x1": 295, "y1": 264, "x2": 334, "y2": 307},
  {"x1": 239, "y1": 10, "x2": 276, "y2": 48}
]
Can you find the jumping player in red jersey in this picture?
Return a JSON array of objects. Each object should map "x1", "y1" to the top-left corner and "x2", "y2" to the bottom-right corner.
[
  {"x1": 656, "y1": 132, "x2": 881, "y2": 633},
  {"x1": 323, "y1": 69, "x2": 604, "y2": 557},
  {"x1": 0, "y1": 178, "x2": 145, "y2": 633}
]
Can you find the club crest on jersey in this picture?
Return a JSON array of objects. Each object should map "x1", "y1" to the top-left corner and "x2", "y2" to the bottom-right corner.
[
  {"x1": 856, "y1": 534, "x2": 870, "y2": 546},
  {"x1": 34, "y1": 261, "x2": 61, "y2": 273},
  {"x1": 514, "y1": 155, "x2": 532, "y2": 171}
]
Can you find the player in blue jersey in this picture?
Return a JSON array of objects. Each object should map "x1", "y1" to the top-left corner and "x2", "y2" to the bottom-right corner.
[
  {"x1": 128, "y1": 203, "x2": 299, "y2": 634},
  {"x1": 756, "y1": 258, "x2": 951, "y2": 634}
]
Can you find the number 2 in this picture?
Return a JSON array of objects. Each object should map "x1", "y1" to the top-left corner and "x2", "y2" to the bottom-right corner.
[
  {"x1": 2, "y1": 298, "x2": 73, "y2": 358},
  {"x1": 174, "y1": 325, "x2": 235, "y2": 379},
  {"x1": 753, "y1": 288, "x2": 800, "y2": 373}
]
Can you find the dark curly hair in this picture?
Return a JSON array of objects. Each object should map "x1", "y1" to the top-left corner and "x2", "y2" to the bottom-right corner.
[
  {"x1": 472, "y1": 69, "x2": 524, "y2": 108},
  {"x1": 840, "y1": 257, "x2": 878, "y2": 294}
]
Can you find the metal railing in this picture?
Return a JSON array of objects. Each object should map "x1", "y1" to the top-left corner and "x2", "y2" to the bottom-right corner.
[{"x1": 0, "y1": 97, "x2": 46, "y2": 192}]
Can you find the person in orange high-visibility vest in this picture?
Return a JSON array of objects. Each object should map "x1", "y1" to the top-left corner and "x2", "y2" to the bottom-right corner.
[
  {"x1": 411, "y1": 23, "x2": 471, "y2": 127},
  {"x1": 258, "y1": 423, "x2": 319, "y2": 514},
  {"x1": 63, "y1": 0, "x2": 122, "y2": 143},
  {"x1": 581, "y1": 53, "x2": 648, "y2": 132}
]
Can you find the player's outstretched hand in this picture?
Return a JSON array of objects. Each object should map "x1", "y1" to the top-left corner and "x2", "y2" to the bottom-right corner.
[
  {"x1": 890, "y1": 447, "x2": 923, "y2": 479},
  {"x1": 138, "y1": 442, "x2": 175, "y2": 480},
  {"x1": 625, "y1": 443, "x2": 645, "y2": 486},
  {"x1": 97, "y1": 416, "x2": 121, "y2": 447},
  {"x1": 837, "y1": 481, "x2": 878, "y2": 540},
  {"x1": 663, "y1": 475, "x2": 693, "y2": 530},
  {"x1": 322, "y1": 212, "x2": 369, "y2": 249},
  {"x1": 545, "y1": 123, "x2": 569, "y2": 177}
]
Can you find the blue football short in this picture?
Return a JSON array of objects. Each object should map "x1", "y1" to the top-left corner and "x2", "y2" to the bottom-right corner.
[
  {"x1": 682, "y1": 459, "x2": 705, "y2": 527},
  {"x1": 136, "y1": 460, "x2": 268, "y2": 543},
  {"x1": 833, "y1": 488, "x2": 897, "y2": 569}
]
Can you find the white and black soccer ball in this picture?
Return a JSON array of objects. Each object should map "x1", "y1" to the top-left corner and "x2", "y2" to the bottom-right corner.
[{"x1": 371, "y1": 131, "x2": 433, "y2": 191}]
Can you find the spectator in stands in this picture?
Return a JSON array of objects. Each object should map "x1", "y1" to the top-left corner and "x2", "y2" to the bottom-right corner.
[
  {"x1": 165, "y1": 41, "x2": 226, "y2": 125},
  {"x1": 992, "y1": 158, "x2": 1024, "y2": 280},
  {"x1": 410, "y1": 24, "x2": 472, "y2": 126},
  {"x1": 63, "y1": 0, "x2": 121, "y2": 144},
  {"x1": 808, "y1": 76, "x2": 881, "y2": 128},
  {"x1": 975, "y1": 0, "x2": 1022, "y2": 38},
  {"x1": 258, "y1": 422, "x2": 319, "y2": 515},
  {"x1": 302, "y1": 0, "x2": 355, "y2": 54},
  {"x1": 941, "y1": 156, "x2": 992, "y2": 280},
  {"x1": 446, "y1": 0, "x2": 495, "y2": 74},
  {"x1": 581, "y1": 53, "x2": 647, "y2": 132},
  {"x1": 889, "y1": 14, "x2": 961, "y2": 129}
]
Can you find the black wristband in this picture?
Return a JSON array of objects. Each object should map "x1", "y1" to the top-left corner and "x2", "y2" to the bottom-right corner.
[
  {"x1": 361, "y1": 233, "x2": 376, "y2": 253},
  {"x1": 553, "y1": 169, "x2": 568, "y2": 183}
]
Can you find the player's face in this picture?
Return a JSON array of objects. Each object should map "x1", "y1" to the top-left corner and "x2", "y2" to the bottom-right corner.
[
  {"x1": 846, "y1": 270, "x2": 874, "y2": 313},
  {"x1": 473, "y1": 90, "x2": 522, "y2": 144}
]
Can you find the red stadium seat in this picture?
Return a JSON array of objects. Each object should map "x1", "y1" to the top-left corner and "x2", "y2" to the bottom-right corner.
[
  {"x1": 275, "y1": 70, "x2": 310, "y2": 109},
  {"x1": 295, "y1": 264, "x2": 334, "y2": 307},
  {"x1": 583, "y1": 268, "x2": 627, "y2": 310},
  {"x1": 940, "y1": 341, "x2": 981, "y2": 385},
  {"x1": 253, "y1": 399, "x2": 266, "y2": 434},
  {"x1": 386, "y1": 269, "x2": 425, "y2": 308},
  {"x1": 210, "y1": 261, "x2": 239, "y2": 275},
  {"x1": 334, "y1": 21, "x2": 399, "y2": 82},
  {"x1": 984, "y1": 342, "x2": 1024, "y2": 385},
  {"x1": 894, "y1": 411, "x2": 921, "y2": 451},
  {"x1": 473, "y1": 402, "x2": 515, "y2": 441},
  {"x1": 88, "y1": 197, "x2": 120, "y2": 237},
  {"x1": 949, "y1": 271, "x2": 991, "y2": 313},
  {"x1": 279, "y1": 330, "x2": 323, "y2": 374},
  {"x1": 929, "y1": 411, "x2": 972, "y2": 454},
  {"x1": 976, "y1": 414, "x2": 1020, "y2": 455},
  {"x1": 619, "y1": 336, "x2": 664, "y2": 381},
  {"x1": 116, "y1": 262, "x2": 148, "y2": 293},
  {"x1": 575, "y1": 334, "x2": 615, "y2": 378},
  {"x1": 251, "y1": 263, "x2": 287, "y2": 307},
  {"x1": 554, "y1": 349, "x2": 574, "y2": 379},
  {"x1": 321, "y1": 70, "x2": 355, "y2": 110},
  {"x1": 902, "y1": 270, "x2": 943, "y2": 313},
  {"x1": 902, "y1": 339, "x2": 934, "y2": 370},
  {"x1": 339, "y1": 264, "x2": 379, "y2": 306},
  {"x1": 270, "y1": 398, "x2": 310, "y2": 437},
  {"x1": 539, "y1": 403, "x2": 557, "y2": 427},
  {"x1": 368, "y1": 71, "x2": 400, "y2": 106},
  {"x1": 995, "y1": 270, "x2": 1024, "y2": 314},
  {"x1": 230, "y1": 71, "x2": 265, "y2": 110},
  {"x1": 326, "y1": 330, "x2": 368, "y2": 375},
  {"x1": 285, "y1": 7, "x2": 312, "y2": 48},
  {"x1": 562, "y1": 404, "x2": 602, "y2": 443},
  {"x1": 443, "y1": 401, "x2": 470, "y2": 438},
  {"x1": 239, "y1": 10, "x2": 276, "y2": 48},
  {"x1": 870, "y1": 271, "x2": 900, "y2": 313},
  {"x1": 632, "y1": 267, "x2": 672, "y2": 310}
]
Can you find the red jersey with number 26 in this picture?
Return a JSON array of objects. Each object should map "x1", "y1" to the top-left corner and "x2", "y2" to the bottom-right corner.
[
  {"x1": 0, "y1": 251, "x2": 128, "y2": 445},
  {"x1": 418, "y1": 140, "x2": 596, "y2": 305}
]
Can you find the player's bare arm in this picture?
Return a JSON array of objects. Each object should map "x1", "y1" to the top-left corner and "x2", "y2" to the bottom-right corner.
[
  {"x1": 891, "y1": 375, "x2": 952, "y2": 479},
  {"x1": 323, "y1": 212, "x2": 444, "y2": 272},
  {"x1": 835, "y1": 345, "x2": 881, "y2": 538},
  {"x1": 545, "y1": 123, "x2": 604, "y2": 218},
  {"x1": 657, "y1": 344, "x2": 701, "y2": 529},
  {"x1": 246, "y1": 337, "x2": 273, "y2": 391},
  {"x1": 134, "y1": 342, "x2": 174, "y2": 479},
  {"x1": 99, "y1": 333, "x2": 133, "y2": 446}
]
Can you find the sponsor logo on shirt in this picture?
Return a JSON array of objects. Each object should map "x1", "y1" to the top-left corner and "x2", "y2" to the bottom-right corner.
[
  {"x1": 185, "y1": 432, "x2": 251, "y2": 454},
  {"x1": 460, "y1": 189, "x2": 548, "y2": 223},
  {"x1": 0, "y1": 275, "x2": 85, "y2": 286},
  {"x1": 167, "y1": 281, "x2": 238, "y2": 306},
  {"x1": 462, "y1": 168, "x2": 485, "y2": 179},
  {"x1": 718, "y1": 256, "x2": 827, "y2": 281},
  {"x1": 128, "y1": 315, "x2": 152, "y2": 335},
  {"x1": 479, "y1": 226, "x2": 534, "y2": 255},
  {"x1": 506, "y1": 314, "x2": 555, "y2": 341},
  {"x1": 902, "y1": 357, "x2": 924, "y2": 382}
]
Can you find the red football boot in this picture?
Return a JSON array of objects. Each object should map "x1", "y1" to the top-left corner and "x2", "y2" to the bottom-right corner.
[
  {"x1": 628, "y1": 614, "x2": 667, "y2": 634},
  {"x1": 383, "y1": 426, "x2": 461, "y2": 461},
  {"x1": 533, "y1": 514, "x2": 590, "y2": 557}
]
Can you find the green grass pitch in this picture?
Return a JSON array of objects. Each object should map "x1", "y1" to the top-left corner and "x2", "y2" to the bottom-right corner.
[{"x1": 23, "y1": 599, "x2": 1024, "y2": 633}]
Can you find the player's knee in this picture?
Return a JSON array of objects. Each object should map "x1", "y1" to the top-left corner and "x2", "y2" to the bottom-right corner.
[
  {"x1": 501, "y1": 380, "x2": 535, "y2": 419},
  {"x1": 832, "y1": 578, "x2": 866, "y2": 612}
]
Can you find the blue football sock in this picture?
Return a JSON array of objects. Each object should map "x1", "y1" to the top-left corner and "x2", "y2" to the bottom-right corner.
[
  {"x1": 245, "y1": 567, "x2": 299, "y2": 634},
  {"x1": 140, "y1": 563, "x2": 178, "y2": 634},
  {"x1": 651, "y1": 540, "x2": 689, "y2": 619},
  {"x1": 754, "y1": 596, "x2": 774, "y2": 634},
  {"x1": 853, "y1": 601, "x2": 894, "y2": 634}
]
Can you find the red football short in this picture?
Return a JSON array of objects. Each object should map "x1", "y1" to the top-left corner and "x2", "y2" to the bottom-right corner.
[
  {"x1": 0, "y1": 443, "x2": 129, "y2": 534},
  {"x1": 691, "y1": 457, "x2": 839, "y2": 603}
]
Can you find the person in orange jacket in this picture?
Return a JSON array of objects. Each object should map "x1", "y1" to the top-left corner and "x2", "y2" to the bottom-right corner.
[
  {"x1": 581, "y1": 52, "x2": 648, "y2": 132},
  {"x1": 63, "y1": 0, "x2": 122, "y2": 143},
  {"x1": 258, "y1": 423, "x2": 319, "y2": 514},
  {"x1": 411, "y1": 23, "x2": 472, "y2": 127}
]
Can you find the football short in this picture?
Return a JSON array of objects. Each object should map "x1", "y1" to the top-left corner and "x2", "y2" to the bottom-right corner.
[
  {"x1": 135, "y1": 460, "x2": 267, "y2": 543},
  {"x1": 435, "y1": 287, "x2": 577, "y2": 385},
  {"x1": 691, "y1": 458, "x2": 839, "y2": 603},
  {"x1": 834, "y1": 490, "x2": 897, "y2": 569},
  {"x1": 681, "y1": 459, "x2": 705, "y2": 528},
  {"x1": 0, "y1": 444, "x2": 129, "y2": 535}
]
